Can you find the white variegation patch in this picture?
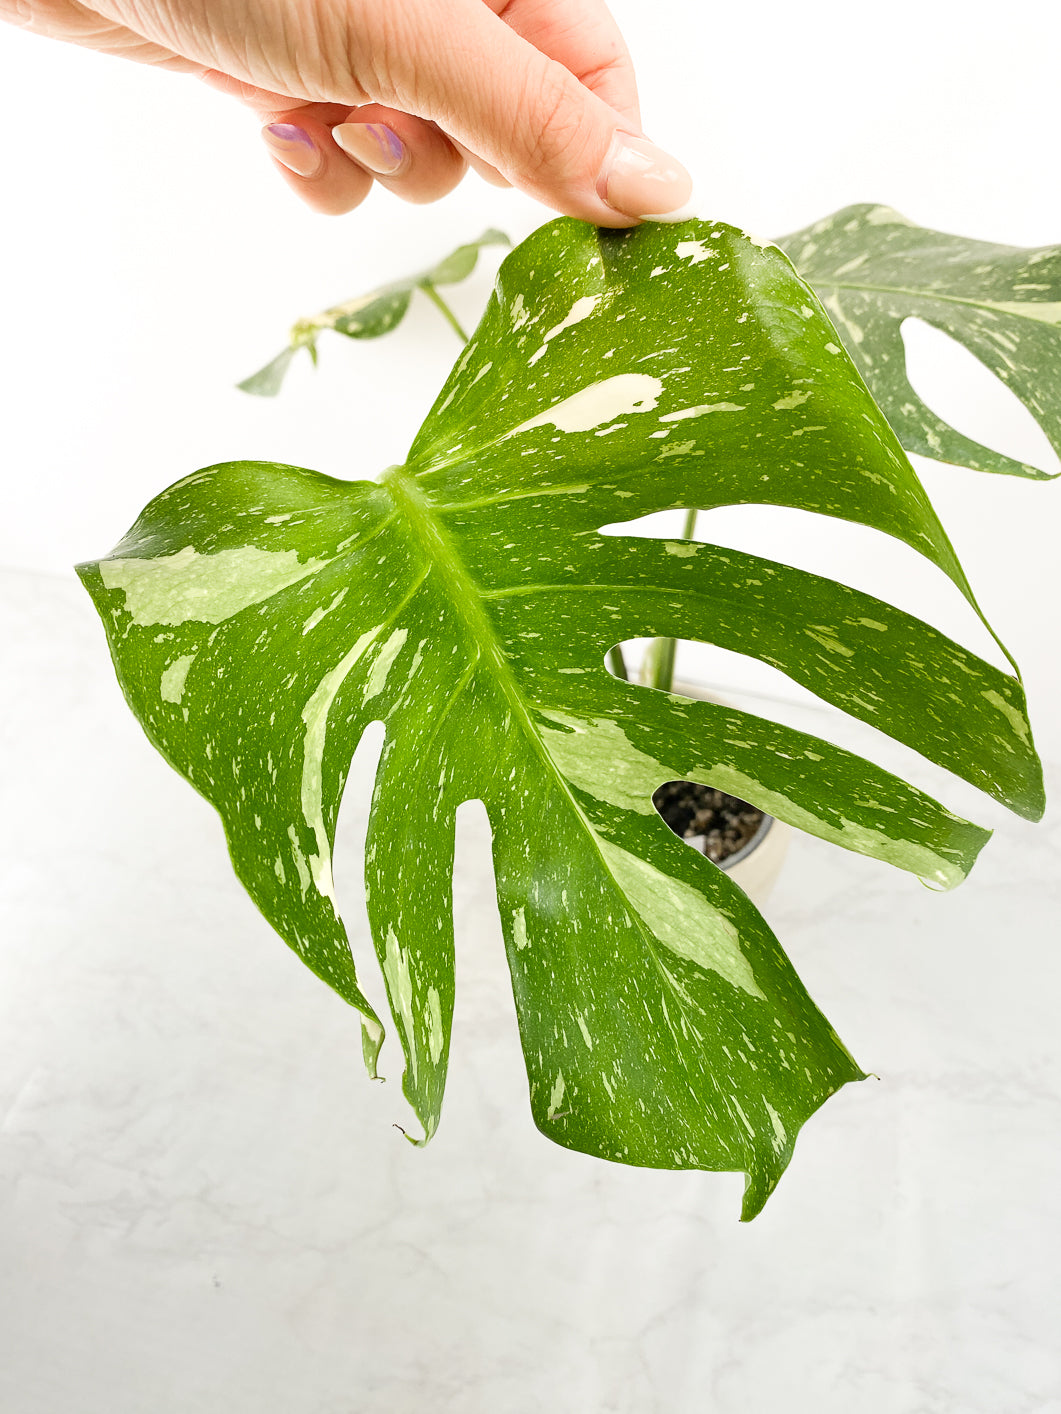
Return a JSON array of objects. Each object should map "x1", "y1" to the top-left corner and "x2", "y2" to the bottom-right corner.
[
  {"x1": 507, "y1": 374, "x2": 663, "y2": 436},
  {"x1": 659, "y1": 402, "x2": 744, "y2": 422},
  {"x1": 595, "y1": 838, "x2": 764, "y2": 1000},
  {"x1": 773, "y1": 390, "x2": 813, "y2": 410},
  {"x1": 101, "y1": 544, "x2": 328, "y2": 627},
  {"x1": 364, "y1": 628, "x2": 408, "y2": 701},
  {"x1": 694, "y1": 762, "x2": 961, "y2": 888},
  {"x1": 160, "y1": 653, "x2": 196, "y2": 704},
  {"x1": 512, "y1": 906, "x2": 530, "y2": 950},
  {"x1": 528, "y1": 295, "x2": 602, "y2": 365},
  {"x1": 546, "y1": 1071, "x2": 566, "y2": 1118},
  {"x1": 383, "y1": 927, "x2": 417, "y2": 1083},
  {"x1": 981, "y1": 689, "x2": 1032, "y2": 745},
  {"x1": 984, "y1": 301, "x2": 1061, "y2": 325},
  {"x1": 300, "y1": 627, "x2": 383, "y2": 901},
  {"x1": 675, "y1": 240, "x2": 717, "y2": 266},
  {"x1": 426, "y1": 986, "x2": 444, "y2": 1064},
  {"x1": 538, "y1": 712, "x2": 665, "y2": 815}
]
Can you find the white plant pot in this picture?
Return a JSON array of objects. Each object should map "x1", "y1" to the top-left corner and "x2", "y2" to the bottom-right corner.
[{"x1": 666, "y1": 678, "x2": 792, "y2": 906}]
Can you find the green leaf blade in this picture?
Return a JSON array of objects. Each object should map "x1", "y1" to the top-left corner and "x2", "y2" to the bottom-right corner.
[
  {"x1": 364, "y1": 709, "x2": 460, "y2": 1144},
  {"x1": 409, "y1": 220, "x2": 979, "y2": 612},
  {"x1": 475, "y1": 531, "x2": 1043, "y2": 822},
  {"x1": 76, "y1": 461, "x2": 403, "y2": 1023},
  {"x1": 487, "y1": 760, "x2": 865, "y2": 1221},
  {"x1": 239, "y1": 230, "x2": 511, "y2": 391},
  {"x1": 82, "y1": 217, "x2": 1048, "y2": 1217},
  {"x1": 236, "y1": 346, "x2": 299, "y2": 397},
  {"x1": 419, "y1": 227, "x2": 511, "y2": 287},
  {"x1": 779, "y1": 203, "x2": 1061, "y2": 480},
  {"x1": 326, "y1": 289, "x2": 412, "y2": 340}
]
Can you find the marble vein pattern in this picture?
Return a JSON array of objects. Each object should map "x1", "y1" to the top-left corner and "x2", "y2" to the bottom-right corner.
[{"x1": 1, "y1": 568, "x2": 1059, "y2": 1413}]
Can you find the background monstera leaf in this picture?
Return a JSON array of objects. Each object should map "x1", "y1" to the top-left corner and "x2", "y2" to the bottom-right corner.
[
  {"x1": 237, "y1": 229, "x2": 509, "y2": 396},
  {"x1": 779, "y1": 204, "x2": 1061, "y2": 480},
  {"x1": 79, "y1": 218, "x2": 1044, "y2": 1219}
]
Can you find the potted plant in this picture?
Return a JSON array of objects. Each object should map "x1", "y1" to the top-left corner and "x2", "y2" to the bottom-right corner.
[{"x1": 77, "y1": 205, "x2": 1057, "y2": 1219}]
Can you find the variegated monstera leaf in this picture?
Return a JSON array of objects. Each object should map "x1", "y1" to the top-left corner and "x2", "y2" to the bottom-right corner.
[
  {"x1": 79, "y1": 219, "x2": 1044, "y2": 1219},
  {"x1": 779, "y1": 204, "x2": 1061, "y2": 480},
  {"x1": 238, "y1": 229, "x2": 510, "y2": 395}
]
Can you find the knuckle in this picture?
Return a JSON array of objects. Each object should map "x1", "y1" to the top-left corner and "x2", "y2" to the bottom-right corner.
[
  {"x1": 513, "y1": 65, "x2": 591, "y2": 180},
  {"x1": 330, "y1": 0, "x2": 424, "y2": 107}
]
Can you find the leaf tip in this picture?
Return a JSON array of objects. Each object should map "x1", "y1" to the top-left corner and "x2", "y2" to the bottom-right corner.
[
  {"x1": 361, "y1": 1016, "x2": 385, "y2": 1078},
  {"x1": 739, "y1": 1165, "x2": 782, "y2": 1222},
  {"x1": 236, "y1": 346, "x2": 298, "y2": 397}
]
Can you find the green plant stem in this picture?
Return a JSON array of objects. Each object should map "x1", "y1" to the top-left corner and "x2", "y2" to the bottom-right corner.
[
  {"x1": 642, "y1": 507, "x2": 699, "y2": 691},
  {"x1": 420, "y1": 283, "x2": 470, "y2": 343},
  {"x1": 641, "y1": 635, "x2": 676, "y2": 693},
  {"x1": 607, "y1": 646, "x2": 628, "y2": 680}
]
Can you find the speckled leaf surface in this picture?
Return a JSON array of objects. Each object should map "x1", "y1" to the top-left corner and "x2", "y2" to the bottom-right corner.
[
  {"x1": 238, "y1": 229, "x2": 509, "y2": 395},
  {"x1": 80, "y1": 219, "x2": 1044, "y2": 1218},
  {"x1": 779, "y1": 204, "x2": 1061, "y2": 479}
]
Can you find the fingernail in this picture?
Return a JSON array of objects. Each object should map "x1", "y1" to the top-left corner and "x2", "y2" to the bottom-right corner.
[
  {"x1": 261, "y1": 123, "x2": 324, "y2": 178},
  {"x1": 599, "y1": 133, "x2": 694, "y2": 221},
  {"x1": 332, "y1": 122, "x2": 406, "y2": 175}
]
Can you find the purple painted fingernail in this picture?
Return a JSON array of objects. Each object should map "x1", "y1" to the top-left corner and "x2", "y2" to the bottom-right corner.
[
  {"x1": 332, "y1": 123, "x2": 406, "y2": 175},
  {"x1": 261, "y1": 123, "x2": 325, "y2": 179}
]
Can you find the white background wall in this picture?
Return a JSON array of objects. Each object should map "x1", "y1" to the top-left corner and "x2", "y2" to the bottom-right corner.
[{"x1": 2, "y1": 0, "x2": 1059, "y2": 753}]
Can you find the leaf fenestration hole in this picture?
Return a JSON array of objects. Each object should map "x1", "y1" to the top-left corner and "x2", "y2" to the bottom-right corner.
[
  {"x1": 901, "y1": 316, "x2": 1061, "y2": 475},
  {"x1": 600, "y1": 502, "x2": 1011, "y2": 676},
  {"x1": 331, "y1": 718, "x2": 389, "y2": 1016},
  {"x1": 609, "y1": 636, "x2": 1013, "y2": 834},
  {"x1": 451, "y1": 799, "x2": 528, "y2": 1100}
]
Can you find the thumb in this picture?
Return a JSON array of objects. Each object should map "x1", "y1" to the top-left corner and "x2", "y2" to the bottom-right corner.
[{"x1": 382, "y1": 1, "x2": 694, "y2": 227}]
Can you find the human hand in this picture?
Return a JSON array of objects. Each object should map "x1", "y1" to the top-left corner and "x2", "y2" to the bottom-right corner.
[{"x1": 5, "y1": 0, "x2": 693, "y2": 224}]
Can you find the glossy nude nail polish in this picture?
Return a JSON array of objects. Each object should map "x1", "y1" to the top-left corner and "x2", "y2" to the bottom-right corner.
[{"x1": 599, "y1": 133, "x2": 695, "y2": 222}]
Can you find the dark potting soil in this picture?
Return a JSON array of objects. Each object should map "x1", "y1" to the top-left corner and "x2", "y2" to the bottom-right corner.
[{"x1": 652, "y1": 780, "x2": 766, "y2": 864}]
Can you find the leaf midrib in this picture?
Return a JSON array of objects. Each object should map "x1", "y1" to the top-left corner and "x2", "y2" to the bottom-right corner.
[
  {"x1": 816, "y1": 279, "x2": 1057, "y2": 324},
  {"x1": 380, "y1": 464, "x2": 697, "y2": 1013}
]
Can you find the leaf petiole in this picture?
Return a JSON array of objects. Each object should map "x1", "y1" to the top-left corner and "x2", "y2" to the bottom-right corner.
[
  {"x1": 419, "y1": 282, "x2": 470, "y2": 344},
  {"x1": 642, "y1": 506, "x2": 699, "y2": 692}
]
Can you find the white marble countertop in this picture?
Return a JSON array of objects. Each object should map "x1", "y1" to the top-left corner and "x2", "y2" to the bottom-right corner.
[{"x1": 2, "y1": 566, "x2": 1059, "y2": 1414}]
